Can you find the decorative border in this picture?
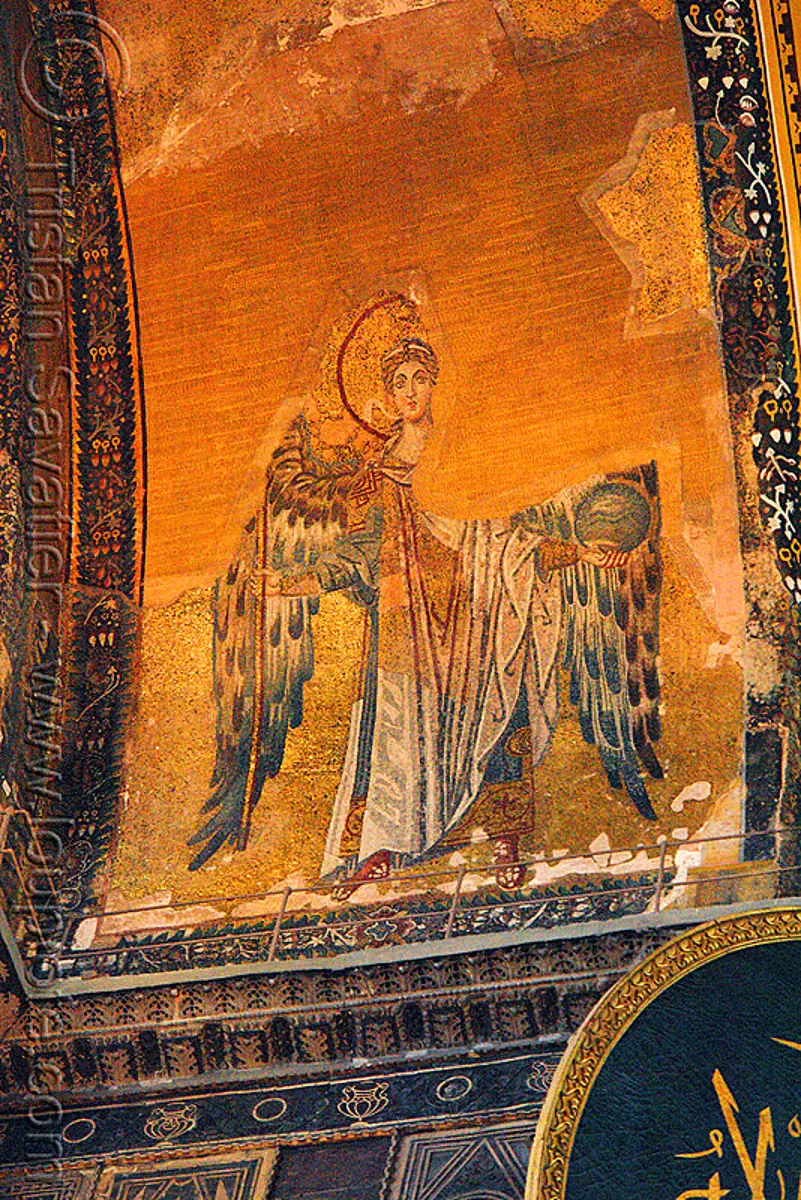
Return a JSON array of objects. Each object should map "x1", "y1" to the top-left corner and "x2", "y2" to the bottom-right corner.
[
  {"x1": 0, "y1": 1048, "x2": 552, "y2": 1164},
  {"x1": 94, "y1": 1146, "x2": 277, "y2": 1200},
  {"x1": 2, "y1": 927, "x2": 670, "y2": 1098},
  {"x1": 15, "y1": 0, "x2": 146, "y2": 935},
  {"x1": 24, "y1": 0, "x2": 145, "y2": 599},
  {"x1": 526, "y1": 905, "x2": 801, "y2": 1199},
  {"x1": 54, "y1": 870, "x2": 665, "y2": 983},
  {"x1": 678, "y1": 0, "x2": 801, "y2": 596}
]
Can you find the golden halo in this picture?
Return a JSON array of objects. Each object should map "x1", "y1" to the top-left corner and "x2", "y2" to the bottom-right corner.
[{"x1": 336, "y1": 292, "x2": 427, "y2": 438}]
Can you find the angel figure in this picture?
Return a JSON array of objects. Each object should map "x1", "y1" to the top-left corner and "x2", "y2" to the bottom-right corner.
[{"x1": 189, "y1": 295, "x2": 664, "y2": 894}]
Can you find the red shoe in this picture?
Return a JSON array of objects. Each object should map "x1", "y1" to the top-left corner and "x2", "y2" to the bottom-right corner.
[
  {"x1": 493, "y1": 834, "x2": 526, "y2": 890},
  {"x1": 331, "y1": 849, "x2": 391, "y2": 901}
]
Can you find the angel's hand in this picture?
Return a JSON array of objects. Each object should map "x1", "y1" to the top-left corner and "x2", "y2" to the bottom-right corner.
[
  {"x1": 249, "y1": 569, "x2": 321, "y2": 597},
  {"x1": 579, "y1": 544, "x2": 629, "y2": 570},
  {"x1": 249, "y1": 568, "x2": 283, "y2": 596},
  {"x1": 280, "y1": 573, "x2": 321, "y2": 597}
]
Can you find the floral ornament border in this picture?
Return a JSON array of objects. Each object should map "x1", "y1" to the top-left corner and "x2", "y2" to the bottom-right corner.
[
  {"x1": 0, "y1": 72, "x2": 28, "y2": 678},
  {"x1": 526, "y1": 906, "x2": 801, "y2": 1200},
  {"x1": 678, "y1": 0, "x2": 801, "y2": 598},
  {"x1": 24, "y1": 0, "x2": 145, "y2": 598},
  {"x1": 51, "y1": 870, "x2": 664, "y2": 984},
  {"x1": 19, "y1": 0, "x2": 146, "y2": 936}
]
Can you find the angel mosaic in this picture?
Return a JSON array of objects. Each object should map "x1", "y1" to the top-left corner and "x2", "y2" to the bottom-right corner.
[{"x1": 188, "y1": 293, "x2": 664, "y2": 895}]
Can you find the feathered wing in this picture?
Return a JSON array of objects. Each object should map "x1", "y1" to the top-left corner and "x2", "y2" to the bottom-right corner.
[
  {"x1": 559, "y1": 463, "x2": 663, "y2": 820},
  {"x1": 188, "y1": 416, "x2": 357, "y2": 869}
]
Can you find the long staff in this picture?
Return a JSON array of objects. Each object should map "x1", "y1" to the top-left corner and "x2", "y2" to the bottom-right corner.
[
  {"x1": 238, "y1": 485, "x2": 270, "y2": 853},
  {"x1": 238, "y1": 290, "x2": 410, "y2": 852}
]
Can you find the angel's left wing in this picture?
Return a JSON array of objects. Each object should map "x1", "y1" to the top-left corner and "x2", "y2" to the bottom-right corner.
[{"x1": 560, "y1": 464, "x2": 663, "y2": 820}]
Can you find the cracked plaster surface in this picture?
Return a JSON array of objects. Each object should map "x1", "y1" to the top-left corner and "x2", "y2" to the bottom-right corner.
[{"x1": 100, "y1": 0, "x2": 503, "y2": 182}]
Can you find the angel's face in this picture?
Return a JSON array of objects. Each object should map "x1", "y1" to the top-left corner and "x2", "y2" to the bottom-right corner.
[{"x1": 387, "y1": 361, "x2": 434, "y2": 425}]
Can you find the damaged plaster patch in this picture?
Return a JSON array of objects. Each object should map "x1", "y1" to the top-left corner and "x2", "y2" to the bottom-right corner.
[
  {"x1": 114, "y1": 0, "x2": 499, "y2": 182},
  {"x1": 658, "y1": 776, "x2": 744, "y2": 910},
  {"x1": 498, "y1": 0, "x2": 672, "y2": 43},
  {"x1": 321, "y1": 0, "x2": 447, "y2": 40},
  {"x1": 744, "y1": 638, "x2": 782, "y2": 702},
  {"x1": 706, "y1": 639, "x2": 743, "y2": 669},
  {"x1": 581, "y1": 111, "x2": 714, "y2": 337},
  {"x1": 671, "y1": 780, "x2": 712, "y2": 813}
]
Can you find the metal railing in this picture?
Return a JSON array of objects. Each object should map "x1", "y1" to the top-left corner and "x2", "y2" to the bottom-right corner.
[
  {"x1": 0, "y1": 799, "x2": 793, "y2": 983},
  {"x1": 39, "y1": 821, "x2": 793, "y2": 978}
]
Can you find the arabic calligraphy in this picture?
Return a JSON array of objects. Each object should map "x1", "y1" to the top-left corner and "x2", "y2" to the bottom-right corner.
[{"x1": 674, "y1": 1046, "x2": 801, "y2": 1200}]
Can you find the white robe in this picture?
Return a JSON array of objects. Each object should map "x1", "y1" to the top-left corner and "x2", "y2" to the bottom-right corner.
[{"x1": 321, "y1": 488, "x2": 563, "y2": 875}]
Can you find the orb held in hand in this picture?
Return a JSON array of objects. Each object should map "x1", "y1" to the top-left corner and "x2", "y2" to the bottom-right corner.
[{"x1": 574, "y1": 482, "x2": 652, "y2": 553}]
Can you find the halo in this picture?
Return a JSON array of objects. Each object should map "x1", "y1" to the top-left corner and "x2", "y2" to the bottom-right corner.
[{"x1": 336, "y1": 292, "x2": 425, "y2": 439}]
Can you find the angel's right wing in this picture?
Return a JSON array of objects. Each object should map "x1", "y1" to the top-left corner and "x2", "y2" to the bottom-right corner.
[{"x1": 188, "y1": 416, "x2": 358, "y2": 870}]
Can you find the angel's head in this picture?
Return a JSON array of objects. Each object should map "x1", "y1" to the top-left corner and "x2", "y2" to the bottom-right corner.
[{"x1": 381, "y1": 338, "x2": 438, "y2": 426}]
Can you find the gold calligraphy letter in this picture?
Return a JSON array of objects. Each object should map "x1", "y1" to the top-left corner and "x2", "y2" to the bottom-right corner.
[
  {"x1": 677, "y1": 1130, "x2": 725, "y2": 1159},
  {"x1": 675, "y1": 1173, "x2": 730, "y2": 1200},
  {"x1": 712, "y1": 1069, "x2": 775, "y2": 1200}
]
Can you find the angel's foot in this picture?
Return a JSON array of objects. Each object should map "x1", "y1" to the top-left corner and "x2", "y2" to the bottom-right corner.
[
  {"x1": 331, "y1": 849, "x2": 391, "y2": 901},
  {"x1": 493, "y1": 834, "x2": 526, "y2": 890}
]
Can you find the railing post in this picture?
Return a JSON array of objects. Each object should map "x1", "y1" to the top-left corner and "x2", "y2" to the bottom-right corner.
[
  {"x1": 268, "y1": 887, "x2": 292, "y2": 961},
  {"x1": 654, "y1": 835, "x2": 668, "y2": 912},
  {"x1": 444, "y1": 864, "x2": 467, "y2": 939}
]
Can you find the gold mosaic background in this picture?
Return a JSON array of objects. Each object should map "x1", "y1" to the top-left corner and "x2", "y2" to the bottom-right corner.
[{"x1": 99, "y1": 0, "x2": 746, "y2": 913}]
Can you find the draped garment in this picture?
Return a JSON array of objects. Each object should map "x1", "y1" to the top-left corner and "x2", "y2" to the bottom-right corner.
[{"x1": 320, "y1": 460, "x2": 562, "y2": 874}]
